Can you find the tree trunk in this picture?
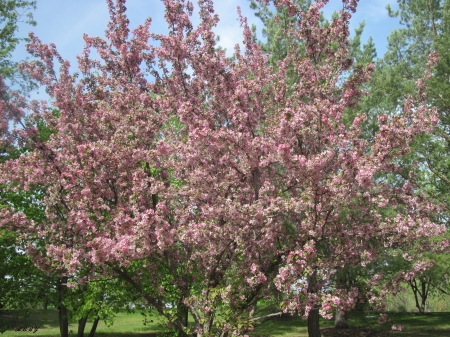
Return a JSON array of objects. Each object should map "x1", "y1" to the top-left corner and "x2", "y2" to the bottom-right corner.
[
  {"x1": 77, "y1": 317, "x2": 88, "y2": 337},
  {"x1": 43, "y1": 298, "x2": 49, "y2": 310},
  {"x1": 308, "y1": 308, "x2": 321, "y2": 337},
  {"x1": 202, "y1": 313, "x2": 214, "y2": 337},
  {"x1": 58, "y1": 278, "x2": 69, "y2": 337},
  {"x1": 174, "y1": 302, "x2": 190, "y2": 337},
  {"x1": 409, "y1": 277, "x2": 430, "y2": 314},
  {"x1": 172, "y1": 320, "x2": 189, "y2": 337},
  {"x1": 334, "y1": 267, "x2": 349, "y2": 329},
  {"x1": 307, "y1": 273, "x2": 321, "y2": 337},
  {"x1": 58, "y1": 304, "x2": 69, "y2": 337},
  {"x1": 334, "y1": 309, "x2": 348, "y2": 329},
  {"x1": 88, "y1": 317, "x2": 100, "y2": 337},
  {"x1": 178, "y1": 303, "x2": 189, "y2": 330}
]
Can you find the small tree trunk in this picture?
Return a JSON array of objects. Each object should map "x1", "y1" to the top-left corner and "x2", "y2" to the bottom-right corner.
[
  {"x1": 248, "y1": 302, "x2": 255, "y2": 317},
  {"x1": 178, "y1": 303, "x2": 189, "y2": 330},
  {"x1": 411, "y1": 281, "x2": 423, "y2": 313},
  {"x1": 307, "y1": 272, "x2": 321, "y2": 337},
  {"x1": 77, "y1": 317, "x2": 88, "y2": 337},
  {"x1": 409, "y1": 277, "x2": 430, "y2": 314},
  {"x1": 173, "y1": 320, "x2": 189, "y2": 337},
  {"x1": 334, "y1": 267, "x2": 349, "y2": 329},
  {"x1": 174, "y1": 303, "x2": 190, "y2": 337},
  {"x1": 308, "y1": 308, "x2": 321, "y2": 337},
  {"x1": 202, "y1": 312, "x2": 215, "y2": 337},
  {"x1": 58, "y1": 278, "x2": 69, "y2": 337},
  {"x1": 58, "y1": 305, "x2": 69, "y2": 337},
  {"x1": 420, "y1": 278, "x2": 430, "y2": 313},
  {"x1": 88, "y1": 317, "x2": 100, "y2": 337},
  {"x1": 334, "y1": 309, "x2": 348, "y2": 329},
  {"x1": 43, "y1": 298, "x2": 49, "y2": 310}
]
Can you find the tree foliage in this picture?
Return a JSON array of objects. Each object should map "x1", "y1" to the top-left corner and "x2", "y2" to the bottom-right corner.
[
  {"x1": 0, "y1": 0, "x2": 55, "y2": 319},
  {"x1": 0, "y1": 0, "x2": 36, "y2": 84},
  {"x1": 356, "y1": 0, "x2": 450, "y2": 310},
  {"x1": 361, "y1": 0, "x2": 450, "y2": 208},
  {"x1": 0, "y1": 1, "x2": 447, "y2": 337}
]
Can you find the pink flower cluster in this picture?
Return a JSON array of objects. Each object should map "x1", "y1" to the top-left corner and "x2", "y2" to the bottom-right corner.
[
  {"x1": 0, "y1": 0, "x2": 446, "y2": 335},
  {"x1": 392, "y1": 324, "x2": 404, "y2": 331}
]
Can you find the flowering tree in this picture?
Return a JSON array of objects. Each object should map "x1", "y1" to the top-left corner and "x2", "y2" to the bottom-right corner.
[{"x1": 0, "y1": 0, "x2": 447, "y2": 337}]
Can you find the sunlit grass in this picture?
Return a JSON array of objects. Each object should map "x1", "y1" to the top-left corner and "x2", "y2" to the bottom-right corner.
[
  {"x1": 249, "y1": 311, "x2": 450, "y2": 337},
  {"x1": 1, "y1": 309, "x2": 450, "y2": 336},
  {"x1": 0, "y1": 308, "x2": 163, "y2": 337}
]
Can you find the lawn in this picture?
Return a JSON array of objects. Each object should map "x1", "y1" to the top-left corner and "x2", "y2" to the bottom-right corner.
[
  {"x1": 250, "y1": 311, "x2": 450, "y2": 337},
  {"x1": 1, "y1": 309, "x2": 450, "y2": 337},
  {"x1": 0, "y1": 309, "x2": 163, "y2": 337}
]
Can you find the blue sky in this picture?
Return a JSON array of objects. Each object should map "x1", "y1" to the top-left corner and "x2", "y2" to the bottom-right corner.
[{"x1": 13, "y1": 0, "x2": 401, "y2": 94}]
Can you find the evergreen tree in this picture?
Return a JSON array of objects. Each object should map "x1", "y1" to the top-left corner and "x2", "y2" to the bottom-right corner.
[{"x1": 356, "y1": 0, "x2": 450, "y2": 309}]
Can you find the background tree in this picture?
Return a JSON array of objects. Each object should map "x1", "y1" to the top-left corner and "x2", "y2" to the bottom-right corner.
[
  {"x1": 0, "y1": 0, "x2": 55, "y2": 320},
  {"x1": 0, "y1": 3, "x2": 127, "y2": 337},
  {"x1": 358, "y1": 0, "x2": 450, "y2": 210},
  {"x1": 355, "y1": 0, "x2": 450, "y2": 310},
  {"x1": 0, "y1": 0, "x2": 37, "y2": 156},
  {"x1": 0, "y1": 0, "x2": 36, "y2": 89},
  {"x1": 63, "y1": 275, "x2": 136, "y2": 337}
]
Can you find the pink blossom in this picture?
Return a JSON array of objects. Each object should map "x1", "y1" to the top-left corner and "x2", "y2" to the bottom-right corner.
[
  {"x1": 392, "y1": 324, "x2": 404, "y2": 331},
  {"x1": 0, "y1": 0, "x2": 445, "y2": 335}
]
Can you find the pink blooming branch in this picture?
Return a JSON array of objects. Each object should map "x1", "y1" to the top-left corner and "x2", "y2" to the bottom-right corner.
[{"x1": 0, "y1": 0, "x2": 446, "y2": 335}]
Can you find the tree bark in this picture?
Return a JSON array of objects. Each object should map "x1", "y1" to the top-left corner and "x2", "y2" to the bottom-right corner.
[
  {"x1": 58, "y1": 304, "x2": 69, "y2": 337},
  {"x1": 307, "y1": 273, "x2": 321, "y2": 337},
  {"x1": 333, "y1": 267, "x2": 349, "y2": 329},
  {"x1": 77, "y1": 317, "x2": 88, "y2": 337},
  {"x1": 334, "y1": 309, "x2": 348, "y2": 329},
  {"x1": 201, "y1": 310, "x2": 216, "y2": 337},
  {"x1": 88, "y1": 317, "x2": 100, "y2": 337},
  {"x1": 177, "y1": 303, "x2": 189, "y2": 330},
  {"x1": 308, "y1": 308, "x2": 321, "y2": 337},
  {"x1": 43, "y1": 298, "x2": 48, "y2": 310},
  {"x1": 57, "y1": 278, "x2": 69, "y2": 337},
  {"x1": 176, "y1": 303, "x2": 190, "y2": 337},
  {"x1": 409, "y1": 277, "x2": 431, "y2": 314}
]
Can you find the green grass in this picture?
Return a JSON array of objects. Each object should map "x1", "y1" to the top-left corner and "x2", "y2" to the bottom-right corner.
[
  {"x1": 1, "y1": 309, "x2": 450, "y2": 337},
  {"x1": 380, "y1": 312, "x2": 450, "y2": 337},
  {"x1": 249, "y1": 311, "x2": 450, "y2": 337},
  {"x1": 249, "y1": 314, "x2": 334, "y2": 337},
  {"x1": 0, "y1": 309, "x2": 164, "y2": 337}
]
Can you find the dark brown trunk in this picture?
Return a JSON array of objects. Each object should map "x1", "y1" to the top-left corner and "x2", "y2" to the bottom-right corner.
[
  {"x1": 43, "y1": 298, "x2": 49, "y2": 310},
  {"x1": 58, "y1": 307, "x2": 69, "y2": 336},
  {"x1": 308, "y1": 308, "x2": 321, "y2": 337},
  {"x1": 77, "y1": 317, "x2": 88, "y2": 337},
  {"x1": 334, "y1": 309, "x2": 348, "y2": 329},
  {"x1": 409, "y1": 277, "x2": 430, "y2": 314},
  {"x1": 307, "y1": 273, "x2": 321, "y2": 337},
  {"x1": 88, "y1": 317, "x2": 100, "y2": 337},
  {"x1": 58, "y1": 305, "x2": 69, "y2": 337},
  {"x1": 172, "y1": 301, "x2": 190, "y2": 337},
  {"x1": 177, "y1": 303, "x2": 189, "y2": 329},
  {"x1": 57, "y1": 278, "x2": 69, "y2": 337}
]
